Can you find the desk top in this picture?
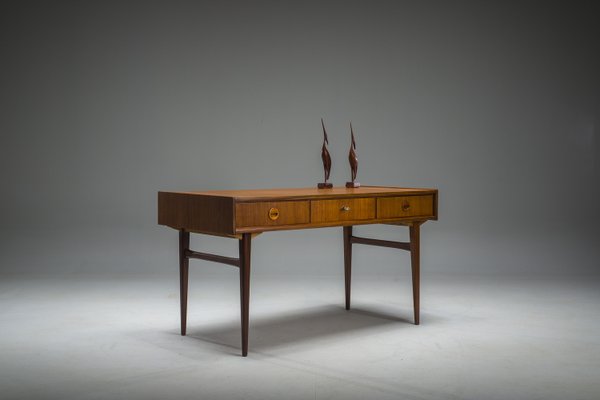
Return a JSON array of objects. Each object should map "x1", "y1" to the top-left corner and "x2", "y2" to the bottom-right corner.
[{"x1": 167, "y1": 186, "x2": 437, "y2": 202}]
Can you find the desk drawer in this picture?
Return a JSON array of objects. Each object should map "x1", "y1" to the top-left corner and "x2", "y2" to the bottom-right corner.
[
  {"x1": 236, "y1": 201, "x2": 310, "y2": 228},
  {"x1": 377, "y1": 195, "x2": 434, "y2": 219},
  {"x1": 311, "y1": 198, "x2": 375, "y2": 223}
]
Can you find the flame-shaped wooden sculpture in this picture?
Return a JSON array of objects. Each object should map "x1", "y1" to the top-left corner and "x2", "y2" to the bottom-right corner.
[
  {"x1": 318, "y1": 118, "x2": 333, "y2": 189},
  {"x1": 346, "y1": 123, "x2": 360, "y2": 188}
]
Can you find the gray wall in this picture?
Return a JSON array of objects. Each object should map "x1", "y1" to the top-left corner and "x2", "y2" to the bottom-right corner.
[{"x1": 1, "y1": 0, "x2": 599, "y2": 276}]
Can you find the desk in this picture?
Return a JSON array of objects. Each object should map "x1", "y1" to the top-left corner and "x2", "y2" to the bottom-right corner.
[{"x1": 158, "y1": 186, "x2": 438, "y2": 356}]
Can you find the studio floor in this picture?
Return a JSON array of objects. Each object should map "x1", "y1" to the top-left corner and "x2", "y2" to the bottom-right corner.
[{"x1": 1, "y1": 272, "x2": 599, "y2": 400}]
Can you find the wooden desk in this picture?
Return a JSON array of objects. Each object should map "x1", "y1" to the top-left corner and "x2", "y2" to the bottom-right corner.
[{"x1": 158, "y1": 186, "x2": 438, "y2": 356}]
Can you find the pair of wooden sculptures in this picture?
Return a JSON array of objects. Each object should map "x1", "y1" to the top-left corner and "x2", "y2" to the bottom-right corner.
[{"x1": 318, "y1": 118, "x2": 360, "y2": 189}]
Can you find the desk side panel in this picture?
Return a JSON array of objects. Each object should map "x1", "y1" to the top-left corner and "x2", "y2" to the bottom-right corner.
[
  {"x1": 432, "y1": 190, "x2": 438, "y2": 220},
  {"x1": 158, "y1": 192, "x2": 234, "y2": 236}
]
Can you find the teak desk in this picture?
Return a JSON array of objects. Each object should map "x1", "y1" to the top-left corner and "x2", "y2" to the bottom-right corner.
[{"x1": 158, "y1": 186, "x2": 438, "y2": 356}]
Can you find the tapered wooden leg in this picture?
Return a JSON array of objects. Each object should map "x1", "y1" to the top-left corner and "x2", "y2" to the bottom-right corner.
[
  {"x1": 179, "y1": 230, "x2": 190, "y2": 335},
  {"x1": 239, "y1": 233, "x2": 252, "y2": 357},
  {"x1": 343, "y1": 226, "x2": 353, "y2": 310},
  {"x1": 409, "y1": 223, "x2": 421, "y2": 325}
]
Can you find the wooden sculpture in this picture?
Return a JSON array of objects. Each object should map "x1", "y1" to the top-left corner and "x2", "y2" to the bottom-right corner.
[
  {"x1": 346, "y1": 123, "x2": 360, "y2": 188},
  {"x1": 318, "y1": 118, "x2": 333, "y2": 189}
]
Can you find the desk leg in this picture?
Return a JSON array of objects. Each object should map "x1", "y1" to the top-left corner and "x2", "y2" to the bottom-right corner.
[
  {"x1": 409, "y1": 223, "x2": 421, "y2": 325},
  {"x1": 179, "y1": 230, "x2": 190, "y2": 335},
  {"x1": 343, "y1": 226, "x2": 353, "y2": 310},
  {"x1": 239, "y1": 233, "x2": 252, "y2": 357}
]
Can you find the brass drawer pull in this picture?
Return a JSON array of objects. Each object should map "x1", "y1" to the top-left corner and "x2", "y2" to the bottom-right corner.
[
  {"x1": 268, "y1": 207, "x2": 280, "y2": 221},
  {"x1": 340, "y1": 205, "x2": 351, "y2": 212}
]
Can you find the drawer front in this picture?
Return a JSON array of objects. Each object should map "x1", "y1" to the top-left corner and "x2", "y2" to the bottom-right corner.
[
  {"x1": 311, "y1": 198, "x2": 375, "y2": 223},
  {"x1": 236, "y1": 201, "x2": 310, "y2": 228},
  {"x1": 377, "y1": 195, "x2": 434, "y2": 219}
]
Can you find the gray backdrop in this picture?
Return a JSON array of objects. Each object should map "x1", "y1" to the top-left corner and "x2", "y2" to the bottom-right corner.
[{"x1": 1, "y1": 0, "x2": 599, "y2": 276}]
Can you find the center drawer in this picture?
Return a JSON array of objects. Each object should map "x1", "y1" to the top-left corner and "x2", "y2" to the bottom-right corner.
[{"x1": 311, "y1": 198, "x2": 375, "y2": 223}]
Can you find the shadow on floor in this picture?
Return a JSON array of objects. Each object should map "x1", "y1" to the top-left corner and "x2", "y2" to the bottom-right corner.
[{"x1": 176, "y1": 304, "x2": 432, "y2": 355}]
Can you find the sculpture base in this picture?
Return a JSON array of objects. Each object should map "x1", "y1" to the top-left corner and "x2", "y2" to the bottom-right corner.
[
  {"x1": 346, "y1": 181, "x2": 361, "y2": 188},
  {"x1": 317, "y1": 182, "x2": 333, "y2": 189}
]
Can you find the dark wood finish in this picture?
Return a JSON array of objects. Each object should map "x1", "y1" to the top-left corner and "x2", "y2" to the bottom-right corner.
[
  {"x1": 158, "y1": 186, "x2": 438, "y2": 356},
  {"x1": 317, "y1": 182, "x2": 333, "y2": 189},
  {"x1": 159, "y1": 192, "x2": 235, "y2": 236},
  {"x1": 185, "y1": 249, "x2": 240, "y2": 267},
  {"x1": 235, "y1": 201, "x2": 310, "y2": 228},
  {"x1": 311, "y1": 198, "x2": 375, "y2": 223},
  {"x1": 350, "y1": 235, "x2": 411, "y2": 251},
  {"x1": 177, "y1": 230, "x2": 243, "y2": 342},
  {"x1": 239, "y1": 233, "x2": 251, "y2": 357},
  {"x1": 319, "y1": 118, "x2": 333, "y2": 188},
  {"x1": 343, "y1": 226, "x2": 352, "y2": 310},
  {"x1": 179, "y1": 230, "x2": 190, "y2": 336},
  {"x1": 346, "y1": 124, "x2": 360, "y2": 188},
  {"x1": 409, "y1": 222, "x2": 421, "y2": 325},
  {"x1": 377, "y1": 195, "x2": 435, "y2": 219}
]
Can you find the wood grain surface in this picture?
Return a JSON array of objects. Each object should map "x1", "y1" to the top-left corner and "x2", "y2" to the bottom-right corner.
[
  {"x1": 377, "y1": 195, "x2": 435, "y2": 219},
  {"x1": 235, "y1": 201, "x2": 310, "y2": 228},
  {"x1": 311, "y1": 198, "x2": 375, "y2": 223},
  {"x1": 158, "y1": 186, "x2": 438, "y2": 235}
]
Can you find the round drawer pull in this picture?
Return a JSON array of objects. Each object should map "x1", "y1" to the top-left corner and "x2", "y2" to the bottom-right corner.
[
  {"x1": 402, "y1": 201, "x2": 411, "y2": 211},
  {"x1": 340, "y1": 205, "x2": 351, "y2": 212},
  {"x1": 268, "y1": 207, "x2": 280, "y2": 221}
]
